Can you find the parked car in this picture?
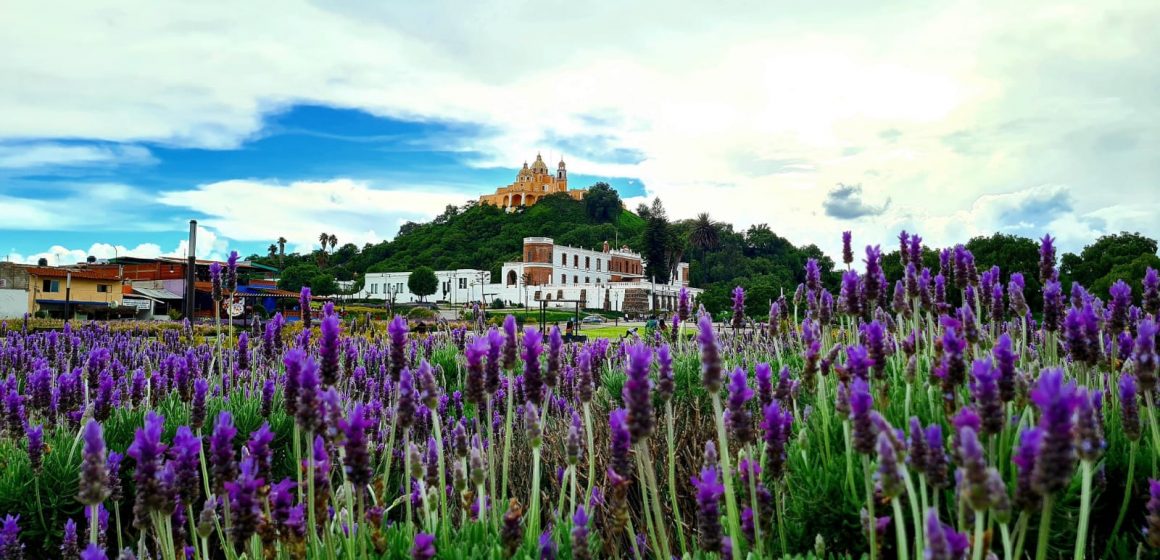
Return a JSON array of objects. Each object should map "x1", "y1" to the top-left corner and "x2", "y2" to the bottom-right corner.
[{"x1": 581, "y1": 315, "x2": 606, "y2": 324}]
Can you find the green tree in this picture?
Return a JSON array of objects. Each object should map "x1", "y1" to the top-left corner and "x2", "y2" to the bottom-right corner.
[
  {"x1": 278, "y1": 263, "x2": 322, "y2": 293},
  {"x1": 408, "y1": 266, "x2": 438, "y2": 302},
  {"x1": 584, "y1": 182, "x2": 622, "y2": 223},
  {"x1": 642, "y1": 198, "x2": 679, "y2": 284},
  {"x1": 1061, "y1": 232, "x2": 1158, "y2": 290},
  {"x1": 689, "y1": 213, "x2": 720, "y2": 251}
]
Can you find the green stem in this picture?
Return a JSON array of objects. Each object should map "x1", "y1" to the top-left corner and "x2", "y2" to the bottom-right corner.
[
  {"x1": 711, "y1": 394, "x2": 744, "y2": 560},
  {"x1": 501, "y1": 374, "x2": 515, "y2": 512},
  {"x1": 528, "y1": 445, "x2": 542, "y2": 544},
  {"x1": 89, "y1": 503, "x2": 99, "y2": 545},
  {"x1": 743, "y1": 449, "x2": 764, "y2": 558},
  {"x1": 1108, "y1": 441, "x2": 1137, "y2": 552},
  {"x1": 1073, "y1": 461, "x2": 1094, "y2": 560},
  {"x1": 775, "y1": 483, "x2": 788, "y2": 557},
  {"x1": 583, "y1": 402, "x2": 596, "y2": 502},
  {"x1": 902, "y1": 469, "x2": 923, "y2": 560},
  {"x1": 634, "y1": 453, "x2": 661, "y2": 558},
  {"x1": 1012, "y1": 510, "x2": 1030, "y2": 560},
  {"x1": 486, "y1": 397, "x2": 497, "y2": 527},
  {"x1": 640, "y1": 444, "x2": 673, "y2": 560},
  {"x1": 893, "y1": 497, "x2": 911, "y2": 560},
  {"x1": 844, "y1": 421, "x2": 856, "y2": 496},
  {"x1": 403, "y1": 432, "x2": 413, "y2": 531},
  {"x1": 972, "y1": 508, "x2": 985, "y2": 560},
  {"x1": 665, "y1": 401, "x2": 689, "y2": 558},
  {"x1": 864, "y1": 455, "x2": 878, "y2": 560},
  {"x1": 432, "y1": 412, "x2": 449, "y2": 523},
  {"x1": 1034, "y1": 494, "x2": 1054, "y2": 560}
]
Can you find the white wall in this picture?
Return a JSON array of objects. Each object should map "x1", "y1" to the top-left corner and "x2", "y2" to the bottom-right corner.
[{"x1": 0, "y1": 289, "x2": 29, "y2": 319}]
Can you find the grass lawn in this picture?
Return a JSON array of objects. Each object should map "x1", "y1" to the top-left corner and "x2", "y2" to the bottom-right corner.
[{"x1": 576, "y1": 324, "x2": 636, "y2": 339}]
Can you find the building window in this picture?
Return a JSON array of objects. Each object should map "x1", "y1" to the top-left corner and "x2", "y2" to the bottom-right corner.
[
  {"x1": 574, "y1": 275, "x2": 578, "y2": 284},
  {"x1": 561, "y1": 274, "x2": 566, "y2": 284},
  {"x1": 561, "y1": 253, "x2": 567, "y2": 265},
  {"x1": 42, "y1": 279, "x2": 60, "y2": 293},
  {"x1": 97, "y1": 284, "x2": 110, "y2": 293},
  {"x1": 585, "y1": 256, "x2": 590, "y2": 269},
  {"x1": 459, "y1": 278, "x2": 467, "y2": 289},
  {"x1": 573, "y1": 255, "x2": 578, "y2": 267},
  {"x1": 585, "y1": 277, "x2": 590, "y2": 284},
  {"x1": 596, "y1": 259, "x2": 601, "y2": 271}
]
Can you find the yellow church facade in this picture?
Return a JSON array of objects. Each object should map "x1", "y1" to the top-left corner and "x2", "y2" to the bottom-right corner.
[{"x1": 479, "y1": 154, "x2": 586, "y2": 210}]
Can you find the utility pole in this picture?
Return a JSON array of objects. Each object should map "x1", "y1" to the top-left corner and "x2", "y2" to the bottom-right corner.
[
  {"x1": 184, "y1": 220, "x2": 197, "y2": 320},
  {"x1": 64, "y1": 271, "x2": 72, "y2": 323}
]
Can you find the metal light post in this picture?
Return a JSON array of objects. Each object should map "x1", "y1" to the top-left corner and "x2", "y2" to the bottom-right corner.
[{"x1": 64, "y1": 271, "x2": 72, "y2": 323}]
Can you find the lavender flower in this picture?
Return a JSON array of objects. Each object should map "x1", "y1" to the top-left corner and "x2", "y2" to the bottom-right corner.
[
  {"x1": 1110, "y1": 280, "x2": 1132, "y2": 334},
  {"x1": 1135, "y1": 319, "x2": 1158, "y2": 392},
  {"x1": 210, "y1": 262, "x2": 223, "y2": 302},
  {"x1": 547, "y1": 325, "x2": 562, "y2": 388},
  {"x1": 969, "y1": 358, "x2": 1003, "y2": 436},
  {"x1": 841, "y1": 270, "x2": 861, "y2": 316},
  {"x1": 245, "y1": 423, "x2": 274, "y2": 485},
  {"x1": 465, "y1": 337, "x2": 487, "y2": 408},
  {"x1": 572, "y1": 506, "x2": 590, "y2": 560},
  {"x1": 692, "y1": 464, "x2": 725, "y2": 553},
  {"x1": 295, "y1": 354, "x2": 323, "y2": 434},
  {"x1": 679, "y1": 286, "x2": 691, "y2": 321},
  {"x1": 397, "y1": 367, "x2": 416, "y2": 430},
  {"x1": 656, "y1": 343, "x2": 674, "y2": 403},
  {"x1": 388, "y1": 315, "x2": 408, "y2": 382},
  {"x1": 1144, "y1": 267, "x2": 1160, "y2": 317},
  {"x1": 576, "y1": 347, "x2": 594, "y2": 404},
  {"x1": 727, "y1": 366, "x2": 755, "y2": 446},
  {"x1": 875, "y1": 431, "x2": 905, "y2": 498},
  {"x1": 522, "y1": 327, "x2": 545, "y2": 408},
  {"x1": 169, "y1": 426, "x2": 202, "y2": 503},
  {"x1": 62, "y1": 519, "x2": 78, "y2": 559},
  {"x1": 299, "y1": 287, "x2": 312, "y2": 329},
  {"x1": 1039, "y1": 234, "x2": 1056, "y2": 283},
  {"x1": 731, "y1": 286, "x2": 745, "y2": 329},
  {"x1": 209, "y1": 411, "x2": 238, "y2": 494},
  {"x1": 340, "y1": 404, "x2": 373, "y2": 489},
  {"x1": 27, "y1": 424, "x2": 43, "y2": 474},
  {"x1": 755, "y1": 362, "x2": 773, "y2": 409},
  {"x1": 225, "y1": 457, "x2": 263, "y2": 547},
  {"x1": 863, "y1": 245, "x2": 883, "y2": 310},
  {"x1": 1042, "y1": 279, "x2": 1063, "y2": 333},
  {"x1": 842, "y1": 231, "x2": 853, "y2": 266},
  {"x1": 190, "y1": 378, "x2": 208, "y2": 432},
  {"x1": 225, "y1": 250, "x2": 239, "y2": 293},
  {"x1": 924, "y1": 509, "x2": 969, "y2": 560},
  {"x1": 502, "y1": 315, "x2": 518, "y2": 371},
  {"x1": 622, "y1": 341, "x2": 653, "y2": 443},
  {"x1": 78, "y1": 420, "x2": 110, "y2": 505},
  {"x1": 1031, "y1": 369, "x2": 1079, "y2": 495},
  {"x1": 500, "y1": 499, "x2": 524, "y2": 556},
  {"x1": 1013, "y1": 428, "x2": 1044, "y2": 512},
  {"x1": 924, "y1": 424, "x2": 949, "y2": 490},
  {"x1": 127, "y1": 412, "x2": 168, "y2": 527},
  {"x1": 992, "y1": 334, "x2": 1017, "y2": 403},
  {"x1": 318, "y1": 310, "x2": 341, "y2": 386},
  {"x1": 850, "y1": 377, "x2": 876, "y2": 454},
  {"x1": 698, "y1": 313, "x2": 723, "y2": 393},
  {"x1": 609, "y1": 408, "x2": 632, "y2": 479},
  {"x1": 0, "y1": 515, "x2": 20, "y2": 560},
  {"x1": 1075, "y1": 388, "x2": 1105, "y2": 462},
  {"x1": 1120, "y1": 374, "x2": 1141, "y2": 442}
]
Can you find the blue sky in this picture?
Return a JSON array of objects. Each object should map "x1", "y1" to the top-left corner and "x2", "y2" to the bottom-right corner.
[
  {"x1": 2, "y1": 0, "x2": 1158, "y2": 265},
  {"x1": 1, "y1": 105, "x2": 645, "y2": 263}
]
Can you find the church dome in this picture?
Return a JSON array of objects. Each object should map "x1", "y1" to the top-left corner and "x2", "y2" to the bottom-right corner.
[{"x1": 531, "y1": 153, "x2": 548, "y2": 173}]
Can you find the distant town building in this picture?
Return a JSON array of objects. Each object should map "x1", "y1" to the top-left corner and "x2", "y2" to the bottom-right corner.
[
  {"x1": 478, "y1": 154, "x2": 585, "y2": 210},
  {"x1": 351, "y1": 237, "x2": 698, "y2": 316}
]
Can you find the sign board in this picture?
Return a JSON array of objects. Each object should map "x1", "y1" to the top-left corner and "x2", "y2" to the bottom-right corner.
[
  {"x1": 122, "y1": 298, "x2": 152, "y2": 310},
  {"x1": 228, "y1": 299, "x2": 244, "y2": 317}
]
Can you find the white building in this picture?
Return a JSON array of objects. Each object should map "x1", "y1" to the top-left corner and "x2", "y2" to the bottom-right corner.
[
  {"x1": 351, "y1": 238, "x2": 700, "y2": 316},
  {"x1": 352, "y1": 269, "x2": 491, "y2": 305}
]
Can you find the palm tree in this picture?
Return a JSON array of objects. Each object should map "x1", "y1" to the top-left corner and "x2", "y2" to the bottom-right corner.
[
  {"x1": 319, "y1": 232, "x2": 329, "y2": 250},
  {"x1": 689, "y1": 213, "x2": 720, "y2": 251},
  {"x1": 328, "y1": 234, "x2": 338, "y2": 252},
  {"x1": 267, "y1": 244, "x2": 277, "y2": 258},
  {"x1": 277, "y1": 237, "x2": 287, "y2": 257}
]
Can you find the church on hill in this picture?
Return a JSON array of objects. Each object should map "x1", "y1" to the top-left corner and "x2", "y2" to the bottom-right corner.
[{"x1": 478, "y1": 153, "x2": 586, "y2": 210}]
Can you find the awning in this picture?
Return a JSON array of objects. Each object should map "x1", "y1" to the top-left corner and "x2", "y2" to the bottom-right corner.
[{"x1": 133, "y1": 287, "x2": 182, "y2": 301}]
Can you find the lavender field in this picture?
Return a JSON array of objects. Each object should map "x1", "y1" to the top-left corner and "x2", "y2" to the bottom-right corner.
[{"x1": 1, "y1": 232, "x2": 1158, "y2": 560}]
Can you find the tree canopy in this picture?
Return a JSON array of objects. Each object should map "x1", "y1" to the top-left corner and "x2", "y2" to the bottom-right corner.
[
  {"x1": 408, "y1": 266, "x2": 438, "y2": 301},
  {"x1": 584, "y1": 182, "x2": 622, "y2": 223}
]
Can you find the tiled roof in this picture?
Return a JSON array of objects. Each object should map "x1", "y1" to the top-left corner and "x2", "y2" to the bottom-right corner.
[{"x1": 27, "y1": 267, "x2": 121, "y2": 281}]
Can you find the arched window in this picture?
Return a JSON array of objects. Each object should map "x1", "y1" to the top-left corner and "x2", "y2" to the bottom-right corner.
[{"x1": 507, "y1": 270, "x2": 518, "y2": 286}]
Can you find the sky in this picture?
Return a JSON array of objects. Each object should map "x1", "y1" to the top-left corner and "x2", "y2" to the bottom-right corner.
[{"x1": 2, "y1": 0, "x2": 1158, "y2": 266}]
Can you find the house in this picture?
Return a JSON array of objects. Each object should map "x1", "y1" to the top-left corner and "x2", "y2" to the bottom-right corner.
[
  {"x1": 0, "y1": 262, "x2": 31, "y2": 319},
  {"x1": 26, "y1": 266, "x2": 131, "y2": 320}
]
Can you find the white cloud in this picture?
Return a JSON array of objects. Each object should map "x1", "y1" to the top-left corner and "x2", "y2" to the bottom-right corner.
[
  {"x1": 0, "y1": 0, "x2": 1157, "y2": 257},
  {"x1": 0, "y1": 142, "x2": 154, "y2": 169},
  {"x1": 9, "y1": 225, "x2": 227, "y2": 265},
  {"x1": 156, "y1": 178, "x2": 466, "y2": 250}
]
